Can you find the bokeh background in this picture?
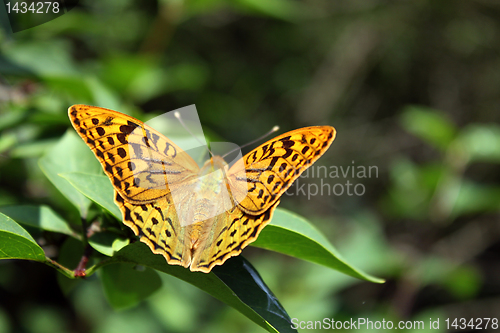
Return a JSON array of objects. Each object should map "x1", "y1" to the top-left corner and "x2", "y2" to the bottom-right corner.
[{"x1": 1, "y1": 0, "x2": 500, "y2": 332}]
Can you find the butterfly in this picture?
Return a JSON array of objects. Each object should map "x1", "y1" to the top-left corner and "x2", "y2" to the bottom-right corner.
[{"x1": 68, "y1": 105, "x2": 336, "y2": 273}]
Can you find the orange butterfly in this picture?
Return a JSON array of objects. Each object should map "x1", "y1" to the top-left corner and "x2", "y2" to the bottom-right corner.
[{"x1": 69, "y1": 105, "x2": 335, "y2": 272}]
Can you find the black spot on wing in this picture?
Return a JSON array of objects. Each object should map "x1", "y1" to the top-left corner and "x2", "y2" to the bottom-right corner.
[
  {"x1": 241, "y1": 228, "x2": 251, "y2": 237},
  {"x1": 96, "y1": 127, "x2": 105, "y2": 136},
  {"x1": 116, "y1": 166, "x2": 123, "y2": 178},
  {"x1": 117, "y1": 133, "x2": 127, "y2": 144},
  {"x1": 281, "y1": 140, "x2": 295, "y2": 149},
  {"x1": 282, "y1": 149, "x2": 293, "y2": 159},
  {"x1": 120, "y1": 124, "x2": 137, "y2": 134},
  {"x1": 155, "y1": 207, "x2": 165, "y2": 221},
  {"x1": 225, "y1": 241, "x2": 236, "y2": 249},
  {"x1": 134, "y1": 212, "x2": 144, "y2": 223},
  {"x1": 117, "y1": 147, "x2": 127, "y2": 158}
]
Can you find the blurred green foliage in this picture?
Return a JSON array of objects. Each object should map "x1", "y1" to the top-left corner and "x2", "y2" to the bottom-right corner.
[{"x1": 1, "y1": 0, "x2": 500, "y2": 332}]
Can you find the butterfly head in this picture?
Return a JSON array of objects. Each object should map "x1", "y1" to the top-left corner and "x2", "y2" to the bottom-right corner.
[{"x1": 200, "y1": 155, "x2": 229, "y2": 175}]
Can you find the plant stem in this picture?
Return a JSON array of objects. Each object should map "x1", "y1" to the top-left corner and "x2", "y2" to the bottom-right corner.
[
  {"x1": 80, "y1": 216, "x2": 89, "y2": 246},
  {"x1": 43, "y1": 256, "x2": 113, "y2": 279},
  {"x1": 44, "y1": 257, "x2": 75, "y2": 279}
]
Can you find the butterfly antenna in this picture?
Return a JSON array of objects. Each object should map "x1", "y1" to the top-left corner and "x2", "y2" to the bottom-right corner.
[
  {"x1": 174, "y1": 111, "x2": 214, "y2": 157},
  {"x1": 222, "y1": 126, "x2": 280, "y2": 159}
]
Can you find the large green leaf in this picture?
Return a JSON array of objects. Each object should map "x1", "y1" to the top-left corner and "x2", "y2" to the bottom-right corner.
[
  {"x1": 0, "y1": 213, "x2": 46, "y2": 262},
  {"x1": 0, "y1": 205, "x2": 76, "y2": 237},
  {"x1": 59, "y1": 172, "x2": 121, "y2": 219},
  {"x1": 254, "y1": 209, "x2": 384, "y2": 283},
  {"x1": 100, "y1": 263, "x2": 163, "y2": 310},
  {"x1": 107, "y1": 242, "x2": 296, "y2": 333},
  {"x1": 39, "y1": 130, "x2": 102, "y2": 217},
  {"x1": 212, "y1": 256, "x2": 295, "y2": 333}
]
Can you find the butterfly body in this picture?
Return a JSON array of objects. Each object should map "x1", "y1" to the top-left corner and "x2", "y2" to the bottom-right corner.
[{"x1": 69, "y1": 105, "x2": 336, "y2": 273}]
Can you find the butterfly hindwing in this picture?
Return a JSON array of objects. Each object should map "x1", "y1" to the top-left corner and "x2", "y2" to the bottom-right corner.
[
  {"x1": 190, "y1": 200, "x2": 280, "y2": 273},
  {"x1": 114, "y1": 191, "x2": 192, "y2": 268}
]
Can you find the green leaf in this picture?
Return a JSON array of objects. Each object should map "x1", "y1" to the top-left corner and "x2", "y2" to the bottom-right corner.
[
  {"x1": 457, "y1": 124, "x2": 500, "y2": 163},
  {"x1": 0, "y1": 108, "x2": 28, "y2": 131},
  {"x1": 450, "y1": 180, "x2": 500, "y2": 218},
  {"x1": 10, "y1": 139, "x2": 58, "y2": 158},
  {"x1": 401, "y1": 106, "x2": 457, "y2": 151},
  {"x1": 101, "y1": 263, "x2": 163, "y2": 310},
  {"x1": 2, "y1": 40, "x2": 78, "y2": 77},
  {"x1": 443, "y1": 265, "x2": 481, "y2": 300},
  {"x1": 59, "y1": 172, "x2": 121, "y2": 219},
  {"x1": 85, "y1": 76, "x2": 121, "y2": 110},
  {"x1": 254, "y1": 209, "x2": 384, "y2": 283},
  {"x1": 107, "y1": 242, "x2": 295, "y2": 333},
  {"x1": 88, "y1": 232, "x2": 129, "y2": 257},
  {"x1": 39, "y1": 131, "x2": 102, "y2": 217},
  {"x1": 45, "y1": 76, "x2": 93, "y2": 102},
  {"x1": 0, "y1": 133, "x2": 16, "y2": 154},
  {"x1": 212, "y1": 257, "x2": 295, "y2": 333},
  {"x1": 0, "y1": 205, "x2": 76, "y2": 237},
  {"x1": 0, "y1": 213, "x2": 46, "y2": 261}
]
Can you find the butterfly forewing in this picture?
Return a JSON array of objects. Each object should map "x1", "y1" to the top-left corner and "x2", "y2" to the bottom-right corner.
[
  {"x1": 228, "y1": 126, "x2": 336, "y2": 214},
  {"x1": 68, "y1": 105, "x2": 199, "y2": 204}
]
